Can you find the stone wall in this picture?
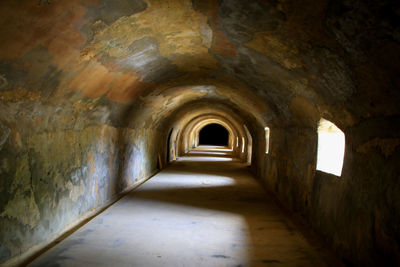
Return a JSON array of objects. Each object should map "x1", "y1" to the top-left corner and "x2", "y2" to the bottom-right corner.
[
  {"x1": 252, "y1": 121, "x2": 400, "y2": 265},
  {"x1": 0, "y1": 122, "x2": 163, "y2": 265}
]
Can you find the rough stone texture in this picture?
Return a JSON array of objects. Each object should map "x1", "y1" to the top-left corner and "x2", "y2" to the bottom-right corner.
[
  {"x1": 253, "y1": 121, "x2": 400, "y2": 266},
  {"x1": 0, "y1": 0, "x2": 399, "y2": 265},
  {"x1": 0, "y1": 122, "x2": 162, "y2": 265}
]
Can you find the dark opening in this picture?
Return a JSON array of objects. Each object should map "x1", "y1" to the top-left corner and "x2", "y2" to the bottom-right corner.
[
  {"x1": 167, "y1": 128, "x2": 173, "y2": 162},
  {"x1": 199, "y1": 123, "x2": 229, "y2": 146}
]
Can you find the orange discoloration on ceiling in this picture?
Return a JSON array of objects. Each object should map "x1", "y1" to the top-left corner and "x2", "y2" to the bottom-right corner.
[
  {"x1": 210, "y1": 27, "x2": 237, "y2": 58},
  {"x1": 0, "y1": 0, "x2": 91, "y2": 66},
  {"x1": 60, "y1": 117, "x2": 75, "y2": 124},
  {"x1": 202, "y1": 1, "x2": 237, "y2": 58},
  {"x1": 68, "y1": 61, "x2": 115, "y2": 98},
  {"x1": 68, "y1": 60, "x2": 150, "y2": 103},
  {"x1": 105, "y1": 72, "x2": 149, "y2": 103}
]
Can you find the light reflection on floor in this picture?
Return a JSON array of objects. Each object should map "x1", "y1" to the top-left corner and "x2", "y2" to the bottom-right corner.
[
  {"x1": 138, "y1": 174, "x2": 237, "y2": 190},
  {"x1": 28, "y1": 146, "x2": 340, "y2": 267},
  {"x1": 178, "y1": 156, "x2": 234, "y2": 162},
  {"x1": 179, "y1": 145, "x2": 235, "y2": 162}
]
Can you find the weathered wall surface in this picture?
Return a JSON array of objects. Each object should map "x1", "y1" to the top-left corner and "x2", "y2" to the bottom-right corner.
[
  {"x1": 252, "y1": 121, "x2": 400, "y2": 265},
  {"x1": 0, "y1": 118, "x2": 162, "y2": 265},
  {"x1": 0, "y1": 0, "x2": 399, "y2": 266}
]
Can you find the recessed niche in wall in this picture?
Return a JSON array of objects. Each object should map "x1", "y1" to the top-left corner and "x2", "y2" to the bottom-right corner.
[
  {"x1": 265, "y1": 127, "x2": 270, "y2": 154},
  {"x1": 316, "y1": 118, "x2": 345, "y2": 176}
]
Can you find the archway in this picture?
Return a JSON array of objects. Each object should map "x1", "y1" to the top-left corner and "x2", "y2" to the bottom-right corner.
[{"x1": 199, "y1": 123, "x2": 230, "y2": 146}]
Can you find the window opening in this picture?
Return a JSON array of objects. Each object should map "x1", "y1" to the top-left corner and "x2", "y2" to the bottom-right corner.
[
  {"x1": 316, "y1": 118, "x2": 345, "y2": 176},
  {"x1": 265, "y1": 127, "x2": 270, "y2": 154}
]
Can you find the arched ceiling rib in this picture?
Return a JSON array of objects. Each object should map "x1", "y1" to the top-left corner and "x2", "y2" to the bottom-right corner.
[
  {"x1": 123, "y1": 83, "x2": 268, "y2": 130},
  {"x1": 188, "y1": 118, "x2": 237, "y2": 148},
  {"x1": 161, "y1": 99, "x2": 258, "y2": 138},
  {"x1": 184, "y1": 116, "x2": 242, "y2": 147},
  {"x1": 171, "y1": 110, "x2": 250, "y2": 156}
]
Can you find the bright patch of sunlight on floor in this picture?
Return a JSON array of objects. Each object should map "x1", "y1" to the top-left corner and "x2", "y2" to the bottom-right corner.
[
  {"x1": 189, "y1": 151, "x2": 231, "y2": 156},
  {"x1": 195, "y1": 145, "x2": 233, "y2": 152},
  {"x1": 180, "y1": 156, "x2": 234, "y2": 162},
  {"x1": 139, "y1": 174, "x2": 237, "y2": 190}
]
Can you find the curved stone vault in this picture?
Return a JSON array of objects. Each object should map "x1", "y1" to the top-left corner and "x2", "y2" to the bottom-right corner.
[{"x1": 0, "y1": 0, "x2": 399, "y2": 265}]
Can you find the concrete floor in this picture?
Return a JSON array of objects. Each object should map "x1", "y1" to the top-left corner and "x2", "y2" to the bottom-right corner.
[{"x1": 28, "y1": 146, "x2": 341, "y2": 267}]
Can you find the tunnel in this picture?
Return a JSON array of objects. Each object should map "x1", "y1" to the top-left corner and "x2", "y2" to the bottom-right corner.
[
  {"x1": 198, "y1": 123, "x2": 229, "y2": 146},
  {"x1": 0, "y1": 0, "x2": 399, "y2": 266}
]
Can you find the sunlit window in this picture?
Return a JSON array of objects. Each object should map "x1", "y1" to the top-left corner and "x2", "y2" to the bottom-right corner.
[
  {"x1": 241, "y1": 137, "x2": 245, "y2": 153},
  {"x1": 236, "y1": 137, "x2": 239, "y2": 147},
  {"x1": 265, "y1": 127, "x2": 270, "y2": 154},
  {"x1": 316, "y1": 118, "x2": 345, "y2": 176}
]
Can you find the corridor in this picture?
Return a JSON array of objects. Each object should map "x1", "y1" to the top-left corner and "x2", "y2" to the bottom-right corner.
[{"x1": 28, "y1": 146, "x2": 340, "y2": 267}]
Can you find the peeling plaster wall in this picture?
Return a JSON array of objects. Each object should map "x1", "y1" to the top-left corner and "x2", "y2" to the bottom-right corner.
[{"x1": 0, "y1": 119, "x2": 163, "y2": 265}]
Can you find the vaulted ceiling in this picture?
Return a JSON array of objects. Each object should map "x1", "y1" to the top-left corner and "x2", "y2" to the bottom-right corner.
[{"x1": 1, "y1": 0, "x2": 399, "y2": 132}]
